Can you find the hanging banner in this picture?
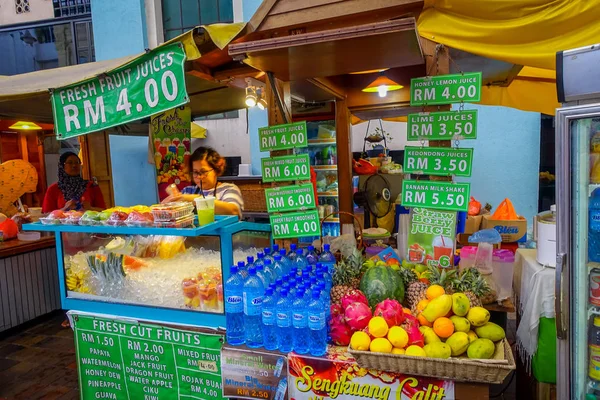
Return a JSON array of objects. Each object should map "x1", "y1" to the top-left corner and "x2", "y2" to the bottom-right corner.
[
  {"x1": 52, "y1": 42, "x2": 188, "y2": 140},
  {"x1": 220, "y1": 346, "x2": 288, "y2": 400},
  {"x1": 403, "y1": 147, "x2": 474, "y2": 177},
  {"x1": 261, "y1": 154, "x2": 311, "y2": 182},
  {"x1": 406, "y1": 208, "x2": 457, "y2": 268},
  {"x1": 265, "y1": 183, "x2": 316, "y2": 213},
  {"x1": 258, "y1": 121, "x2": 308, "y2": 151},
  {"x1": 407, "y1": 110, "x2": 478, "y2": 141},
  {"x1": 401, "y1": 181, "x2": 470, "y2": 212},
  {"x1": 288, "y1": 352, "x2": 455, "y2": 400},
  {"x1": 151, "y1": 105, "x2": 192, "y2": 201},
  {"x1": 270, "y1": 209, "x2": 321, "y2": 239},
  {"x1": 69, "y1": 312, "x2": 225, "y2": 400},
  {"x1": 410, "y1": 72, "x2": 482, "y2": 106}
]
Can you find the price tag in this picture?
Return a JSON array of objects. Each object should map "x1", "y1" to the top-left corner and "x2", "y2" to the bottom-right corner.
[
  {"x1": 403, "y1": 147, "x2": 474, "y2": 177},
  {"x1": 407, "y1": 110, "x2": 478, "y2": 141},
  {"x1": 261, "y1": 154, "x2": 310, "y2": 182},
  {"x1": 401, "y1": 180, "x2": 470, "y2": 212},
  {"x1": 270, "y1": 210, "x2": 321, "y2": 239},
  {"x1": 259, "y1": 121, "x2": 307, "y2": 151},
  {"x1": 265, "y1": 184, "x2": 316, "y2": 213},
  {"x1": 410, "y1": 72, "x2": 482, "y2": 106}
]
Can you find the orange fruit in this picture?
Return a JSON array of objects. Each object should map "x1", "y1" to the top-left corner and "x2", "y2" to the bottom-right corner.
[
  {"x1": 426, "y1": 285, "x2": 445, "y2": 300},
  {"x1": 402, "y1": 308, "x2": 412, "y2": 316},
  {"x1": 433, "y1": 317, "x2": 455, "y2": 339},
  {"x1": 417, "y1": 313, "x2": 433, "y2": 327},
  {"x1": 416, "y1": 299, "x2": 430, "y2": 314}
]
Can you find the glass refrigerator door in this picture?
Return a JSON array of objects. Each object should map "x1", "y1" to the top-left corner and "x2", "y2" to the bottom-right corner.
[{"x1": 557, "y1": 105, "x2": 600, "y2": 400}]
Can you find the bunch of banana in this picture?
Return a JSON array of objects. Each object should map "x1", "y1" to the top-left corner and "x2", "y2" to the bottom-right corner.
[{"x1": 66, "y1": 268, "x2": 92, "y2": 293}]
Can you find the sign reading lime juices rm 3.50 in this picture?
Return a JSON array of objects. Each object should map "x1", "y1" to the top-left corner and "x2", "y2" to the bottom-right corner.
[
  {"x1": 403, "y1": 147, "x2": 474, "y2": 177},
  {"x1": 270, "y1": 210, "x2": 321, "y2": 239},
  {"x1": 259, "y1": 121, "x2": 307, "y2": 151},
  {"x1": 261, "y1": 154, "x2": 311, "y2": 182},
  {"x1": 52, "y1": 43, "x2": 188, "y2": 140},
  {"x1": 401, "y1": 180, "x2": 470, "y2": 212},
  {"x1": 407, "y1": 110, "x2": 478, "y2": 141},
  {"x1": 265, "y1": 184, "x2": 316, "y2": 213},
  {"x1": 410, "y1": 72, "x2": 482, "y2": 106},
  {"x1": 70, "y1": 312, "x2": 224, "y2": 400}
]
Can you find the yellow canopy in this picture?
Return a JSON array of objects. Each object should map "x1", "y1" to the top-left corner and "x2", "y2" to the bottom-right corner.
[{"x1": 0, "y1": 23, "x2": 247, "y2": 123}]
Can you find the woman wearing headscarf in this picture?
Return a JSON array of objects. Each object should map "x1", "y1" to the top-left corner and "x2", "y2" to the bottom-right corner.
[{"x1": 42, "y1": 152, "x2": 106, "y2": 213}]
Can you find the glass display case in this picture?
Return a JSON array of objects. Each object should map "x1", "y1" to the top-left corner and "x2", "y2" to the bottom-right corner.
[{"x1": 23, "y1": 216, "x2": 272, "y2": 328}]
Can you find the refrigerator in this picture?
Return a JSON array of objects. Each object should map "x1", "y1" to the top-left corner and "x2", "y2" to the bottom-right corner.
[{"x1": 556, "y1": 44, "x2": 600, "y2": 400}]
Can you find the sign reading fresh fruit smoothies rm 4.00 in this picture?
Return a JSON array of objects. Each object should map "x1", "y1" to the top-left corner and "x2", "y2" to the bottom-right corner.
[
  {"x1": 401, "y1": 180, "x2": 470, "y2": 212},
  {"x1": 258, "y1": 121, "x2": 307, "y2": 151},
  {"x1": 261, "y1": 154, "x2": 311, "y2": 183},
  {"x1": 410, "y1": 72, "x2": 482, "y2": 106},
  {"x1": 403, "y1": 147, "x2": 474, "y2": 177},
  {"x1": 265, "y1": 183, "x2": 316, "y2": 213},
  {"x1": 52, "y1": 42, "x2": 188, "y2": 140},
  {"x1": 270, "y1": 209, "x2": 321, "y2": 239},
  {"x1": 407, "y1": 110, "x2": 478, "y2": 141}
]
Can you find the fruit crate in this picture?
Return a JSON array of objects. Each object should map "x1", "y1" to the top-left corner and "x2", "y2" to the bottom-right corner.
[{"x1": 348, "y1": 338, "x2": 515, "y2": 384}]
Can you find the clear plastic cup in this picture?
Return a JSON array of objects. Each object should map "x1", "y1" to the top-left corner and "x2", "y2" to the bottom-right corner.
[{"x1": 194, "y1": 196, "x2": 215, "y2": 225}]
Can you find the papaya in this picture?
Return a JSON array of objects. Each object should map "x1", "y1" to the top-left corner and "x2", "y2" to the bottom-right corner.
[
  {"x1": 421, "y1": 294, "x2": 453, "y2": 323},
  {"x1": 451, "y1": 293, "x2": 470, "y2": 316},
  {"x1": 445, "y1": 332, "x2": 469, "y2": 356}
]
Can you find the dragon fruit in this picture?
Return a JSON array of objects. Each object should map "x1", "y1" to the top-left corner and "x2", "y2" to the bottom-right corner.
[
  {"x1": 401, "y1": 314, "x2": 424, "y2": 347},
  {"x1": 344, "y1": 301, "x2": 372, "y2": 331},
  {"x1": 373, "y1": 299, "x2": 405, "y2": 327},
  {"x1": 341, "y1": 289, "x2": 369, "y2": 310},
  {"x1": 331, "y1": 303, "x2": 344, "y2": 318},
  {"x1": 330, "y1": 314, "x2": 353, "y2": 346}
]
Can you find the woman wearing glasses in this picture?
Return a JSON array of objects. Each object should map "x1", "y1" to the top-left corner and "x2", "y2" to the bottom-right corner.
[
  {"x1": 162, "y1": 146, "x2": 244, "y2": 217},
  {"x1": 42, "y1": 152, "x2": 106, "y2": 213}
]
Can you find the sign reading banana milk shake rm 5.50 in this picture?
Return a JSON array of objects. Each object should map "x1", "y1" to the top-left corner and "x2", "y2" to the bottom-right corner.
[{"x1": 51, "y1": 42, "x2": 188, "y2": 140}]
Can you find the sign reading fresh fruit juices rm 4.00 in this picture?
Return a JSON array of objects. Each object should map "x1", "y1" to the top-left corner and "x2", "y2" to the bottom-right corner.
[
  {"x1": 51, "y1": 43, "x2": 188, "y2": 140},
  {"x1": 258, "y1": 121, "x2": 307, "y2": 152}
]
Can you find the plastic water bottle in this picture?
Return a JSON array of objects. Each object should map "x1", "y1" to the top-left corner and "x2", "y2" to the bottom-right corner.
[
  {"x1": 272, "y1": 243, "x2": 280, "y2": 254},
  {"x1": 318, "y1": 281, "x2": 331, "y2": 339},
  {"x1": 590, "y1": 188, "x2": 600, "y2": 262},
  {"x1": 287, "y1": 244, "x2": 298, "y2": 262},
  {"x1": 318, "y1": 264, "x2": 332, "y2": 292},
  {"x1": 278, "y1": 249, "x2": 291, "y2": 275},
  {"x1": 288, "y1": 277, "x2": 298, "y2": 297},
  {"x1": 292, "y1": 289, "x2": 309, "y2": 354},
  {"x1": 255, "y1": 252, "x2": 265, "y2": 270},
  {"x1": 319, "y1": 244, "x2": 336, "y2": 273},
  {"x1": 264, "y1": 247, "x2": 275, "y2": 265},
  {"x1": 263, "y1": 259, "x2": 276, "y2": 284},
  {"x1": 276, "y1": 289, "x2": 294, "y2": 352},
  {"x1": 224, "y1": 265, "x2": 244, "y2": 345},
  {"x1": 273, "y1": 255, "x2": 285, "y2": 278},
  {"x1": 236, "y1": 261, "x2": 249, "y2": 279},
  {"x1": 307, "y1": 289, "x2": 327, "y2": 356},
  {"x1": 255, "y1": 263, "x2": 270, "y2": 288},
  {"x1": 273, "y1": 378, "x2": 287, "y2": 400},
  {"x1": 261, "y1": 288, "x2": 278, "y2": 351},
  {"x1": 246, "y1": 256, "x2": 255, "y2": 272},
  {"x1": 294, "y1": 249, "x2": 307, "y2": 272},
  {"x1": 305, "y1": 245, "x2": 319, "y2": 266},
  {"x1": 243, "y1": 267, "x2": 264, "y2": 348}
]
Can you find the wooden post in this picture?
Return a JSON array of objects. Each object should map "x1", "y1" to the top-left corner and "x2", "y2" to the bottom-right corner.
[
  {"x1": 335, "y1": 99, "x2": 353, "y2": 224},
  {"x1": 420, "y1": 37, "x2": 452, "y2": 182}
]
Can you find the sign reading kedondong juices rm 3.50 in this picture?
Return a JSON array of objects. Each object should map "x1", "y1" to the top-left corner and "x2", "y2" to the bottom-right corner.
[
  {"x1": 70, "y1": 312, "x2": 225, "y2": 400},
  {"x1": 403, "y1": 147, "x2": 474, "y2": 177},
  {"x1": 51, "y1": 42, "x2": 188, "y2": 140},
  {"x1": 410, "y1": 72, "x2": 482, "y2": 106}
]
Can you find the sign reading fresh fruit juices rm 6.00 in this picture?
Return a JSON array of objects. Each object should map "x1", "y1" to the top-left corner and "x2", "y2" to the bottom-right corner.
[{"x1": 51, "y1": 43, "x2": 188, "y2": 140}]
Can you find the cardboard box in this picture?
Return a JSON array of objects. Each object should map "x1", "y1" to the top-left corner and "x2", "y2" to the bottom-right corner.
[
  {"x1": 464, "y1": 215, "x2": 483, "y2": 235},
  {"x1": 481, "y1": 215, "x2": 528, "y2": 243}
]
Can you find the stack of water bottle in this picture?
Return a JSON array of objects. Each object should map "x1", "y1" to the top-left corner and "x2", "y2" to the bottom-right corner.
[{"x1": 224, "y1": 243, "x2": 337, "y2": 356}]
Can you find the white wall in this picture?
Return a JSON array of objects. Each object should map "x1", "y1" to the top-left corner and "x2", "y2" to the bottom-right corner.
[
  {"x1": 191, "y1": 110, "x2": 252, "y2": 164},
  {"x1": 0, "y1": 0, "x2": 54, "y2": 25},
  {"x1": 351, "y1": 120, "x2": 420, "y2": 153}
]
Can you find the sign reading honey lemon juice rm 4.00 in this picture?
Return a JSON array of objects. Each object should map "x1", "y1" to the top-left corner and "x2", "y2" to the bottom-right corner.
[{"x1": 410, "y1": 72, "x2": 482, "y2": 106}]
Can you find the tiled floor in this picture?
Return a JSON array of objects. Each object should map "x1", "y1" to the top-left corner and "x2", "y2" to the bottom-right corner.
[
  {"x1": 0, "y1": 311, "x2": 519, "y2": 400},
  {"x1": 0, "y1": 312, "x2": 79, "y2": 400}
]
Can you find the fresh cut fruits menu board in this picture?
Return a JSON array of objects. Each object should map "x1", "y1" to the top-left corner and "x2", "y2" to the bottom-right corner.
[{"x1": 70, "y1": 312, "x2": 225, "y2": 400}]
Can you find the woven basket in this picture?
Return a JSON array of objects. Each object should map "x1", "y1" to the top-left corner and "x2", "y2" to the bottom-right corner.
[
  {"x1": 349, "y1": 338, "x2": 515, "y2": 384},
  {"x1": 238, "y1": 183, "x2": 267, "y2": 212}
]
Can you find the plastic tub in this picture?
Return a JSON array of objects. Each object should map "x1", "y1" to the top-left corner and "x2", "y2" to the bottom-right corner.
[
  {"x1": 18, "y1": 231, "x2": 40, "y2": 241},
  {"x1": 492, "y1": 249, "x2": 515, "y2": 301},
  {"x1": 151, "y1": 202, "x2": 194, "y2": 221},
  {"x1": 153, "y1": 214, "x2": 195, "y2": 228},
  {"x1": 459, "y1": 246, "x2": 477, "y2": 271}
]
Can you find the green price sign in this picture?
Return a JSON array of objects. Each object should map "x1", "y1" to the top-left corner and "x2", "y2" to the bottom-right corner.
[
  {"x1": 265, "y1": 183, "x2": 316, "y2": 213},
  {"x1": 270, "y1": 210, "x2": 321, "y2": 239},
  {"x1": 401, "y1": 180, "x2": 470, "y2": 212},
  {"x1": 407, "y1": 110, "x2": 478, "y2": 141},
  {"x1": 403, "y1": 147, "x2": 474, "y2": 177},
  {"x1": 259, "y1": 121, "x2": 307, "y2": 151},
  {"x1": 261, "y1": 154, "x2": 310, "y2": 182},
  {"x1": 52, "y1": 43, "x2": 188, "y2": 139},
  {"x1": 70, "y1": 312, "x2": 224, "y2": 400},
  {"x1": 410, "y1": 72, "x2": 482, "y2": 106}
]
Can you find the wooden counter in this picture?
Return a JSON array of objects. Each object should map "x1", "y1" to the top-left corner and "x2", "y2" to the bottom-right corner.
[{"x1": 0, "y1": 235, "x2": 60, "y2": 333}]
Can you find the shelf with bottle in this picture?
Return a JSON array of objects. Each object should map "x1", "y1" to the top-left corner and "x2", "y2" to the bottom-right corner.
[
  {"x1": 308, "y1": 138, "x2": 337, "y2": 145},
  {"x1": 317, "y1": 191, "x2": 338, "y2": 197},
  {"x1": 313, "y1": 165, "x2": 337, "y2": 171}
]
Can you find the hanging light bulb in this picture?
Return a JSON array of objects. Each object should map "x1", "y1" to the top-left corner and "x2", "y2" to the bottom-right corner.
[
  {"x1": 256, "y1": 91, "x2": 267, "y2": 110},
  {"x1": 245, "y1": 86, "x2": 257, "y2": 107},
  {"x1": 377, "y1": 85, "x2": 388, "y2": 98},
  {"x1": 362, "y1": 73, "x2": 403, "y2": 98}
]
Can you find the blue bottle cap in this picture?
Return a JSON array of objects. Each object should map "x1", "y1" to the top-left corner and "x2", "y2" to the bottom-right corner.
[
  {"x1": 256, "y1": 263, "x2": 264, "y2": 271},
  {"x1": 273, "y1": 244, "x2": 279, "y2": 252},
  {"x1": 282, "y1": 282, "x2": 290, "y2": 290},
  {"x1": 237, "y1": 261, "x2": 245, "y2": 268},
  {"x1": 296, "y1": 289, "x2": 305, "y2": 298},
  {"x1": 281, "y1": 289, "x2": 288, "y2": 297},
  {"x1": 324, "y1": 244, "x2": 330, "y2": 251},
  {"x1": 276, "y1": 278, "x2": 283, "y2": 286},
  {"x1": 296, "y1": 249, "x2": 303, "y2": 255},
  {"x1": 274, "y1": 254, "x2": 281, "y2": 261},
  {"x1": 291, "y1": 243, "x2": 297, "y2": 250},
  {"x1": 230, "y1": 265, "x2": 238, "y2": 274},
  {"x1": 247, "y1": 256, "x2": 254, "y2": 263},
  {"x1": 265, "y1": 288, "x2": 274, "y2": 296},
  {"x1": 265, "y1": 259, "x2": 272, "y2": 265},
  {"x1": 248, "y1": 267, "x2": 257, "y2": 275},
  {"x1": 312, "y1": 289, "x2": 321, "y2": 299},
  {"x1": 264, "y1": 247, "x2": 271, "y2": 254},
  {"x1": 257, "y1": 253, "x2": 264, "y2": 259},
  {"x1": 308, "y1": 245, "x2": 314, "y2": 251}
]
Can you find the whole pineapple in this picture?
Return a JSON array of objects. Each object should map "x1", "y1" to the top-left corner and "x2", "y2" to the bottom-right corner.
[
  {"x1": 427, "y1": 265, "x2": 457, "y2": 292},
  {"x1": 399, "y1": 268, "x2": 427, "y2": 312},
  {"x1": 331, "y1": 248, "x2": 364, "y2": 304},
  {"x1": 456, "y1": 268, "x2": 492, "y2": 307}
]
